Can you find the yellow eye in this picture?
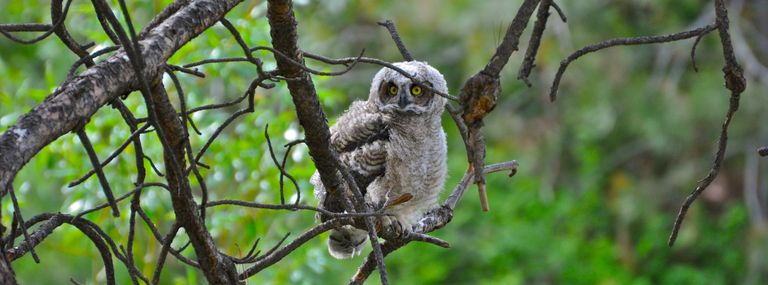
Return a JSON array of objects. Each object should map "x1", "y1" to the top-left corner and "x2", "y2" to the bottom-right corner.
[
  {"x1": 388, "y1": 84, "x2": 398, "y2": 95},
  {"x1": 411, "y1": 85, "x2": 422, "y2": 96}
]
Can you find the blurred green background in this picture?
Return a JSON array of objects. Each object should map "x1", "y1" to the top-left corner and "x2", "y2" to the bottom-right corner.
[{"x1": 2, "y1": 0, "x2": 768, "y2": 284}]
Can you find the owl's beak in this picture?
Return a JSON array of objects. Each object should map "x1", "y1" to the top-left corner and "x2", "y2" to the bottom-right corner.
[{"x1": 397, "y1": 93, "x2": 409, "y2": 108}]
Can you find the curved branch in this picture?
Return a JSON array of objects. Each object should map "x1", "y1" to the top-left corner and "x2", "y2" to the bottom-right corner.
[
  {"x1": 0, "y1": 0, "x2": 243, "y2": 196},
  {"x1": 668, "y1": 0, "x2": 746, "y2": 247},
  {"x1": 238, "y1": 218, "x2": 351, "y2": 279},
  {"x1": 549, "y1": 23, "x2": 718, "y2": 101},
  {"x1": 5, "y1": 214, "x2": 117, "y2": 285}
]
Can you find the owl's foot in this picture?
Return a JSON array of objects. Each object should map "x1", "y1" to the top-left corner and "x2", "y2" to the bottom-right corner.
[{"x1": 375, "y1": 215, "x2": 404, "y2": 238}]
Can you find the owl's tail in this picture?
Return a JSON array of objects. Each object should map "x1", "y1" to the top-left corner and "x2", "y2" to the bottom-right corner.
[{"x1": 327, "y1": 225, "x2": 368, "y2": 259}]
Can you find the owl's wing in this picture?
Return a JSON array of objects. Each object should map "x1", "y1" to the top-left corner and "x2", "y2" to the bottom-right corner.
[
  {"x1": 340, "y1": 140, "x2": 386, "y2": 191},
  {"x1": 330, "y1": 102, "x2": 389, "y2": 193}
]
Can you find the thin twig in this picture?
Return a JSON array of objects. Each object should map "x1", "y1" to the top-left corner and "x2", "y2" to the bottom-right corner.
[
  {"x1": 76, "y1": 128, "x2": 120, "y2": 217},
  {"x1": 144, "y1": 155, "x2": 165, "y2": 177},
  {"x1": 192, "y1": 76, "x2": 267, "y2": 168},
  {"x1": 668, "y1": 0, "x2": 746, "y2": 247},
  {"x1": 252, "y1": 46, "x2": 365, "y2": 77},
  {"x1": 550, "y1": 1, "x2": 567, "y2": 22},
  {"x1": 74, "y1": 183, "x2": 168, "y2": 220},
  {"x1": 238, "y1": 218, "x2": 351, "y2": 279},
  {"x1": 166, "y1": 64, "x2": 206, "y2": 78},
  {"x1": 67, "y1": 46, "x2": 120, "y2": 78},
  {"x1": 0, "y1": 23, "x2": 52, "y2": 32},
  {"x1": 518, "y1": 0, "x2": 554, "y2": 86},
  {"x1": 6, "y1": 213, "x2": 117, "y2": 285},
  {"x1": 136, "y1": 208, "x2": 199, "y2": 268},
  {"x1": 690, "y1": 32, "x2": 708, "y2": 72},
  {"x1": 549, "y1": 22, "x2": 718, "y2": 101},
  {"x1": 303, "y1": 51, "x2": 459, "y2": 102},
  {"x1": 349, "y1": 240, "x2": 405, "y2": 285},
  {"x1": 165, "y1": 67, "x2": 210, "y2": 219},
  {"x1": 183, "y1": 57, "x2": 251, "y2": 68},
  {"x1": 151, "y1": 223, "x2": 181, "y2": 285},
  {"x1": 377, "y1": 20, "x2": 414, "y2": 61},
  {"x1": 8, "y1": 185, "x2": 39, "y2": 263},
  {"x1": 282, "y1": 139, "x2": 306, "y2": 207},
  {"x1": 264, "y1": 124, "x2": 301, "y2": 205},
  {"x1": 446, "y1": 161, "x2": 519, "y2": 210},
  {"x1": 205, "y1": 199, "x2": 388, "y2": 218},
  {"x1": 68, "y1": 124, "x2": 151, "y2": 187},
  {"x1": 220, "y1": 18, "x2": 261, "y2": 65},
  {"x1": 0, "y1": 0, "x2": 73, "y2": 44}
]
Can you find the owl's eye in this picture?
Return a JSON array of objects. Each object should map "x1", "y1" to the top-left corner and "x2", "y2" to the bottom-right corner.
[
  {"x1": 387, "y1": 83, "x2": 398, "y2": 95},
  {"x1": 410, "y1": 85, "x2": 423, "y2": 96}
]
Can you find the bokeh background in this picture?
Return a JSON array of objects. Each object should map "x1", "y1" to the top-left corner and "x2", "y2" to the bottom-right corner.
[{"x1": 2, "y1": 0, "x2": 768, "y2": 284}]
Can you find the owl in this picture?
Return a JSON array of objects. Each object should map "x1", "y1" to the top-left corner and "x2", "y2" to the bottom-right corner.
[{"x1": 311, "y1": 61, "x2": 449, "y2": 259}]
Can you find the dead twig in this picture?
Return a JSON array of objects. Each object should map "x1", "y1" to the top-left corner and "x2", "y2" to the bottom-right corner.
[
  {"x1": 549, "y1": 23, "x2": 718, "y2": 101},
  {"x1": 668, "y1": 0, "x2": 746, "y2": 247}
]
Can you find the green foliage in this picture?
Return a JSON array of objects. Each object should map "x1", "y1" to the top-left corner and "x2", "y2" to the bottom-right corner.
[{"x1": 1, "y1": 0, "x2": 767, "y2": 284}]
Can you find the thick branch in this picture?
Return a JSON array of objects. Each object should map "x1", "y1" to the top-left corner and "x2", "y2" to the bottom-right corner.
[
  {"x1": 266, "y1": 1, "x2": 389, "y2": 283},
  {"x1": 0, "y1": 0, "x2": 242, "y2": 196},
  {"x1": 265, "y1": 0, "x2": 343, "y2": 203},
  {"x1": 150, "y1": 84, "x2": 239, "y2": 283}
]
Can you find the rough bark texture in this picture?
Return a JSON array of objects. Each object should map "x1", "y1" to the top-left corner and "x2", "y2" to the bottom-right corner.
[
  {"x1": 266, "y1": 0, "x2": 345, "y2": 212},
  {"x1": 0, "y1": 253, "x2": 15, "y2": 285},
  {"x1": 150, "y1": 84, "x2": 239, "y2": 284},
  {"x1": 0, "y1": 0, "x2": 242, "y2": 196},
  {"x1": 0, "y1": 0, "x2": 242, "y2": 283}
]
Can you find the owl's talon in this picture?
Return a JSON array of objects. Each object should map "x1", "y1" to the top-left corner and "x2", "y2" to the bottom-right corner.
[{"x1": 375, "y1": 216, "x2": 405, "y2": 238}]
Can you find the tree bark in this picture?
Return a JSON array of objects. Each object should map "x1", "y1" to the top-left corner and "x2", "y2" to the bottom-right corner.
[
  {"x1": 0, "y1": 0, "x2": 242, "y2": 196},
  {"x1": 0, "y1": 0, "x2": 243, "y2": 283},
  {"x1": 266, "y1": 0, "x2": 346, "y2": 212}
]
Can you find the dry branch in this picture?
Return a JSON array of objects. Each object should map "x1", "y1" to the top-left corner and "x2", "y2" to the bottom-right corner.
[
  {"x1": 0, "y1": 0, "x2": 243, "y2": 197},
  {"x1": 667, "y1": 0, "x2": 746, "y2": 247}
]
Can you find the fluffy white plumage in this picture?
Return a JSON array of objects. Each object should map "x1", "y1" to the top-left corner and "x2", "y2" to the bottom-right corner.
[{"x1": 311, "y1": 61, "x2": 449, "y2": 259}]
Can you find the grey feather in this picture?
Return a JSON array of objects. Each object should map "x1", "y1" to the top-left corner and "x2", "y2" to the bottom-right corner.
[{"x1": 312, "y1": 61, "x2": 449, "y2": 259}]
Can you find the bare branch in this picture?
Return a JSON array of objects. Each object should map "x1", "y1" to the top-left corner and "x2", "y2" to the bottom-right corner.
[
  {"x1": 518, "y1": 0, "x2": 556, "y2": 86},
  {"x1": 238, "y1": 218, "x2": 351, "y2": 279},
  {"x1": 6, "y1": 214, "x2": 117, "y2": 285},
  {"x1": 549, "y1": 23, "x2": 718, "y2": 101},
  {"x1": 0, "y1": 0, "x2": 73, "y2": 44},
  {"x1": 0, "y1": 0, "x2": 244, "y2": 197},
  {"x1": 445, "y1": 161, "x2": 520, "y2": 210},
  {"x1": 206, "y1": 199, "x2": 388, "y2": 218},
  {"x1": 668, "y1": 0, "x2": 746, "y2": 247},
  {"x1": 264, "y1": 124, "x2": 301, "y2": 205},
  {"x1": 74, "y1": 183, "x2": 168, "y2": 220},
  {"x1": 482, "y1": 0, "x2": 540, "y2": 77},
  {"x1": 8, "y1": 186, "x2": 39, "y2": 263},
  {"x1": 75, "y1": 129, "x2": 120, "y2": 217},
  {"x1": 265, "y1": 1, "x2": 391, "y2": 283},
  {"x1": 302, "y1": 51, "x2": 459, "y2": 102},
  {"x1": 0, "y1": 23, "x2": 51, "y2": 32},
  {"x1": 377, "y1": 20, "x2": 414, "y2": 61}
]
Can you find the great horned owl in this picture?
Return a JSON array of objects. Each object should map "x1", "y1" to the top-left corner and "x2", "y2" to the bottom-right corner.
[{"x1": 311, "y1": 61, "x2": 448, "y2": 259}]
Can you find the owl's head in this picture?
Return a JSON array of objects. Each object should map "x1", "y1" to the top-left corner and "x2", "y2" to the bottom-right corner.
[{"x1": 368, "y1": 61, "x2": 448, "y2": 116}]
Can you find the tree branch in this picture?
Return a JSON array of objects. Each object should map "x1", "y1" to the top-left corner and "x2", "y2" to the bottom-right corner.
[
  {"x1": 668, "y1": 0, "x2": 746, "y2": 247},
  {"x1": 0, "y1": 0, "x2": 243, "y2": 197},
  {"x1": 265, "y1": 1, "x2": 390, "y2": 283},
  {"x1": 548, "y1": 23, "x2": 718, "y2": 101}
]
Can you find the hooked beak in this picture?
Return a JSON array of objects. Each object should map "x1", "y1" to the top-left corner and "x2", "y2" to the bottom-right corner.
[{"x1": 397, "y1": 93, "x2": 409, "y2": 108}]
